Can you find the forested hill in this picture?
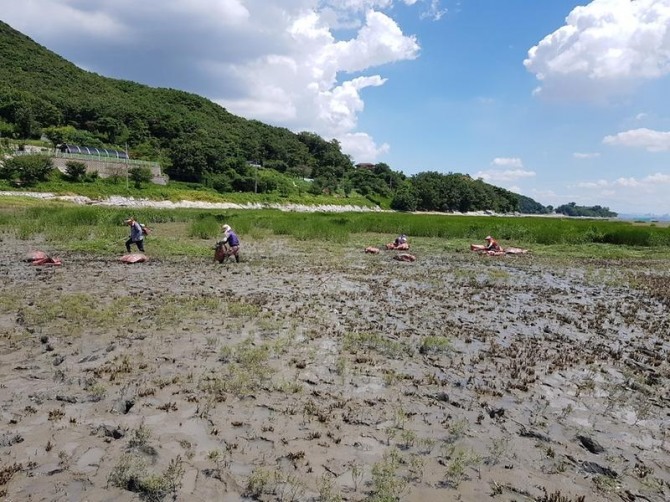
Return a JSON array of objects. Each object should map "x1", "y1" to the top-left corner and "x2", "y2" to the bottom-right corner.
[
  {"x1": 0, "y1": 20, "x2": 552, "y2": 213},
  {"x1": 0, "y1": 20, "x2": 318, "y2": 184}
]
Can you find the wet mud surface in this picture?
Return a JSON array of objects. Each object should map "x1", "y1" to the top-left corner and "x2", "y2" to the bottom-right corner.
[{"x1": 0, "y1": 236, "x2": 669, "y2": 501}]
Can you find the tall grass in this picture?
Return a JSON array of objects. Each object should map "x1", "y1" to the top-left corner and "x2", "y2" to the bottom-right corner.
[
  {"x1": 189, "y1": 216, "x2": 220, "y2": 239},
  {"x1": 2, "y1": 202, "x2": 670, "y2": 255}
]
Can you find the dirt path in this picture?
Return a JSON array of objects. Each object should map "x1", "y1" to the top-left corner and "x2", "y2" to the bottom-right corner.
[{"x1": 0, "y1": 236, "x2": 668, "y2": 501}]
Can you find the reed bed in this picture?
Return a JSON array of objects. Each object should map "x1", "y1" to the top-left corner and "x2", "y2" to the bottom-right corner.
[{"x1": 1, "y1": 202, "x2": 669, "y2": 257}]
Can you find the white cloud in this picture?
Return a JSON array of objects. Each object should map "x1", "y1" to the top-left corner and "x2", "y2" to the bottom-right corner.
[
  {"x1": 532, "y1": 189, "x2": 557, "y2": 199},
  {"x1": 645, "y1": 172, "x2": 670, "y2": 183},
  {"x1": 211, "y1": 8, "x2": 419, "y2": 162},
  {"x1": 613, "y1": 177, "x2": 642, "y2": 187},
  {"x1": 575, "y1": 173, "x2": 670, "y2": 189},
  {"x1": 330, "y1": 11, "x2": 420, "y2": 73},
  {"x1": 576, "y1": 179, "x2": 609, "y2": 188},
  {"x1": 420, "y1": 0, "x2": 448, "y2": 21},
  {"x1": 326, "y1": 0, "x2": 393, "y2": 11},
  {"x1": 339, "y1": 132, "x2": 390, "y2": 162},
  {"x1": 0, "y1": 0, "x2": 425, "y2": 163},
  {"x1": 603, "y1": 128, "x2": 670, "y2": 152},
  {"x1": 524, "y1": 0, "x2": 670, "y2": 101},
  {"x1": 474, "y1": 169, "x2": 536, "y2": 182},
  {"x1": 573, "y1": 152, "x2": 601, "y2": 159},
  {"x1": 571, "y1": 172, "x2": 670, "y2": 208},
  {"x1": 491, "y1": 157, "x2": 523, "y2": 168},
  {"x1": 615, "y1": 173, "x2": 670, "y2": 186}
]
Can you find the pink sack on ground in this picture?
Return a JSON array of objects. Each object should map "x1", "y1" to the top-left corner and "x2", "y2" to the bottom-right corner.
[
  {"x1": 120, "y1": 253, "x2": 147, "y2": 263},
  {"x1": 25, "y1": 250, "x2": 49, "y2": 262},
  {"x1": 385, "y1": 242, "x2": 410, "y2": 251},
  {"x1": 25, "y1": 250, "x2": 62, "y2": 266}
]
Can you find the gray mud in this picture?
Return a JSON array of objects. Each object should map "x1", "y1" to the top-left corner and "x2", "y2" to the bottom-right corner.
[{"x1": 0, "y1": 236, "x2": 668, "y2": 501}]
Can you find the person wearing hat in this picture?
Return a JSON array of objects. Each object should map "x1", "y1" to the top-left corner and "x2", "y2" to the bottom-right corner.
[
  {"x1": 394, "y1": 234, "x2": 408, "y2": 247},
  {"x1": 484, "y1": 235, "x2": 502, "y2": 252},
  {"x1": 385, "y1": 233, "x2": 410, "y2": 250},
  {"x1": 125, "y1": 217, "x2": 145, "y2": 253},
  {"x1": 216, "y1": 223, "x2": 240, "y2": 263}
]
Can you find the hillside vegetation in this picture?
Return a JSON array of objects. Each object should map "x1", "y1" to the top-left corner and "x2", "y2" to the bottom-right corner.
[{"x1": 0, "y1": 20, "x2": 613, "y2": 216}]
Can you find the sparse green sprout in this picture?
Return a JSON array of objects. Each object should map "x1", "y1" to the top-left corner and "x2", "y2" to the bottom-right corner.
[
  {"x1": 318, "y1": 473, "x2": 342, "y2": 502},
  {"x1": 419, "y1": 335, "x2": 452, "y2": 355},
  {"x1": 370, "y1": 449, "x2": 408, "y2": 501},
  {"x1": 87, "y1": 382, "x2": 107, "y2": 402},
  {"x1": 245, "y1": 468, "x2": 273, "y2": 498},
  {"x1": 129, "y1": 422, "x2": 152, "y2": 448},
  {"x1": 443, "y1": 447, "x2": 481, "y2": 488},
  {"x1": 350, "y1": 461, "x2": 363, "y2": 492}
]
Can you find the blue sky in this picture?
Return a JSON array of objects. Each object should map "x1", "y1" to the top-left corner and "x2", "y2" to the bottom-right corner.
[{"x1": 2, "y1": 0, "x2": 670, "y2": 214}]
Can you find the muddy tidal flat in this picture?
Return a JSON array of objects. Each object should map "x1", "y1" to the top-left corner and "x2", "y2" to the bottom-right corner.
[{"x1": 1, "y1": 236, "x2": 669, "y2": 501}]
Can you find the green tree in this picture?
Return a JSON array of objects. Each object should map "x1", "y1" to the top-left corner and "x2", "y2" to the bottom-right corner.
[
  {"x1": 390, "y1": 183, "x2": 419, "y2": 211},
  {"x1": 14, "y1": 104, "x2": 37, "y2": 138},
  {"x1": 64, "y1": 160, "x2": 87, "y2": 181},
  {"x1": 95, "y1": 116, "x2": 126, "y2": 144},
  {"x1": 411, "y1": 171, "x2": 446, "y2": 211},
  {"x1": 0, "y1": 118, "x2": 14, "y2": 139},
  {"x1": 128, "y1": 166, "x2": 152, "y2": 188},
  {"x1": 43, "y1": 125, "x2": 78, "y2": 149},
  {"x1": 555, "y1": 202, "x2": 616, "y2": 218},
  {"x1": 166, "y1": 138, "x2": 208, "y2": 182},
  {"x1": 0, "y1": 154, "x2": 53, "y2": 185}
]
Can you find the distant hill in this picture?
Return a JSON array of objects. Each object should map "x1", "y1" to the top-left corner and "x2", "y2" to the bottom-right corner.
[
  {"x1": 555, "y1": 202, "x2": 617, "y2": 218},
  {"x1": 0, "y1": 20, "x2": 330, "y2": 183},
  {"x1": 0, "y1": 20, "x2": 552, "y2": 213},
  {"x1": 517, "y1": 194, "x2": 551, "y2": 214}
]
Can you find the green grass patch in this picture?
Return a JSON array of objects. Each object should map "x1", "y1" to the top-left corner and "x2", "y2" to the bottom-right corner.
[
  {"x1": 2, "y1": 199, "x2": 670, "y2": 260},
  {"x1": 343, "y1": 332, "x2": 411, "y2": 359}
]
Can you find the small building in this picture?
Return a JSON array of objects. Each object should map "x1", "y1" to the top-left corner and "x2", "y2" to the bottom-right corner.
[{"x1": 52, "y1": 144, "x2": 166, "y2": 184}]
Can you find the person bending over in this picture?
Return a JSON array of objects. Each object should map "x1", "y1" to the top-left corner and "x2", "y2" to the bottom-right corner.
[
  {"x1": 217, "y1": 224, "x2": 240, "y2": 263},
  {"x1": 484, "y1": 235, "x2": 502, "y2": 252}
]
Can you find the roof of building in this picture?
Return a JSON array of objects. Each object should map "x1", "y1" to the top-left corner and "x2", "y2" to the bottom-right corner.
[{"x1": 60, "y1": 144, "x2": 129, "y2": 159}]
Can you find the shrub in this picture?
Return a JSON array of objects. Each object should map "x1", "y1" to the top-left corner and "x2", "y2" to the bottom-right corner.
[
  {"x1": 189, "y1": 216, "x2": 219, "y2": 239},
  {"x1": 107, "y1": 453, "x2": 184, "y2": 502},
  {"x1": 0, "y1": 154, "x2": 53, "y2": 186},
  {"x1": 64, "y1": 160, "x2": 87, "y2": 181},
  {"x1": 129, "y1": 166, "x2": 153, "y2": 188}
]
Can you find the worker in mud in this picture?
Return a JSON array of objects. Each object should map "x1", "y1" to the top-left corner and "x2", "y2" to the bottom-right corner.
[
  {"x1": 484, "y1": 235, "x2": 503, "y2": 252},
  {"x1": 216, "y1": 224, "x2": 240, "y2": 263},
  {"x1": 124, "y1": 217, "x2": 145, "y2": 253},
  {"x1": 386, "y1": 234, "x2": 409, "y2": 250},
  {"x1": 394, "y1": 234, "x2": 408, "y2": 247}
]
